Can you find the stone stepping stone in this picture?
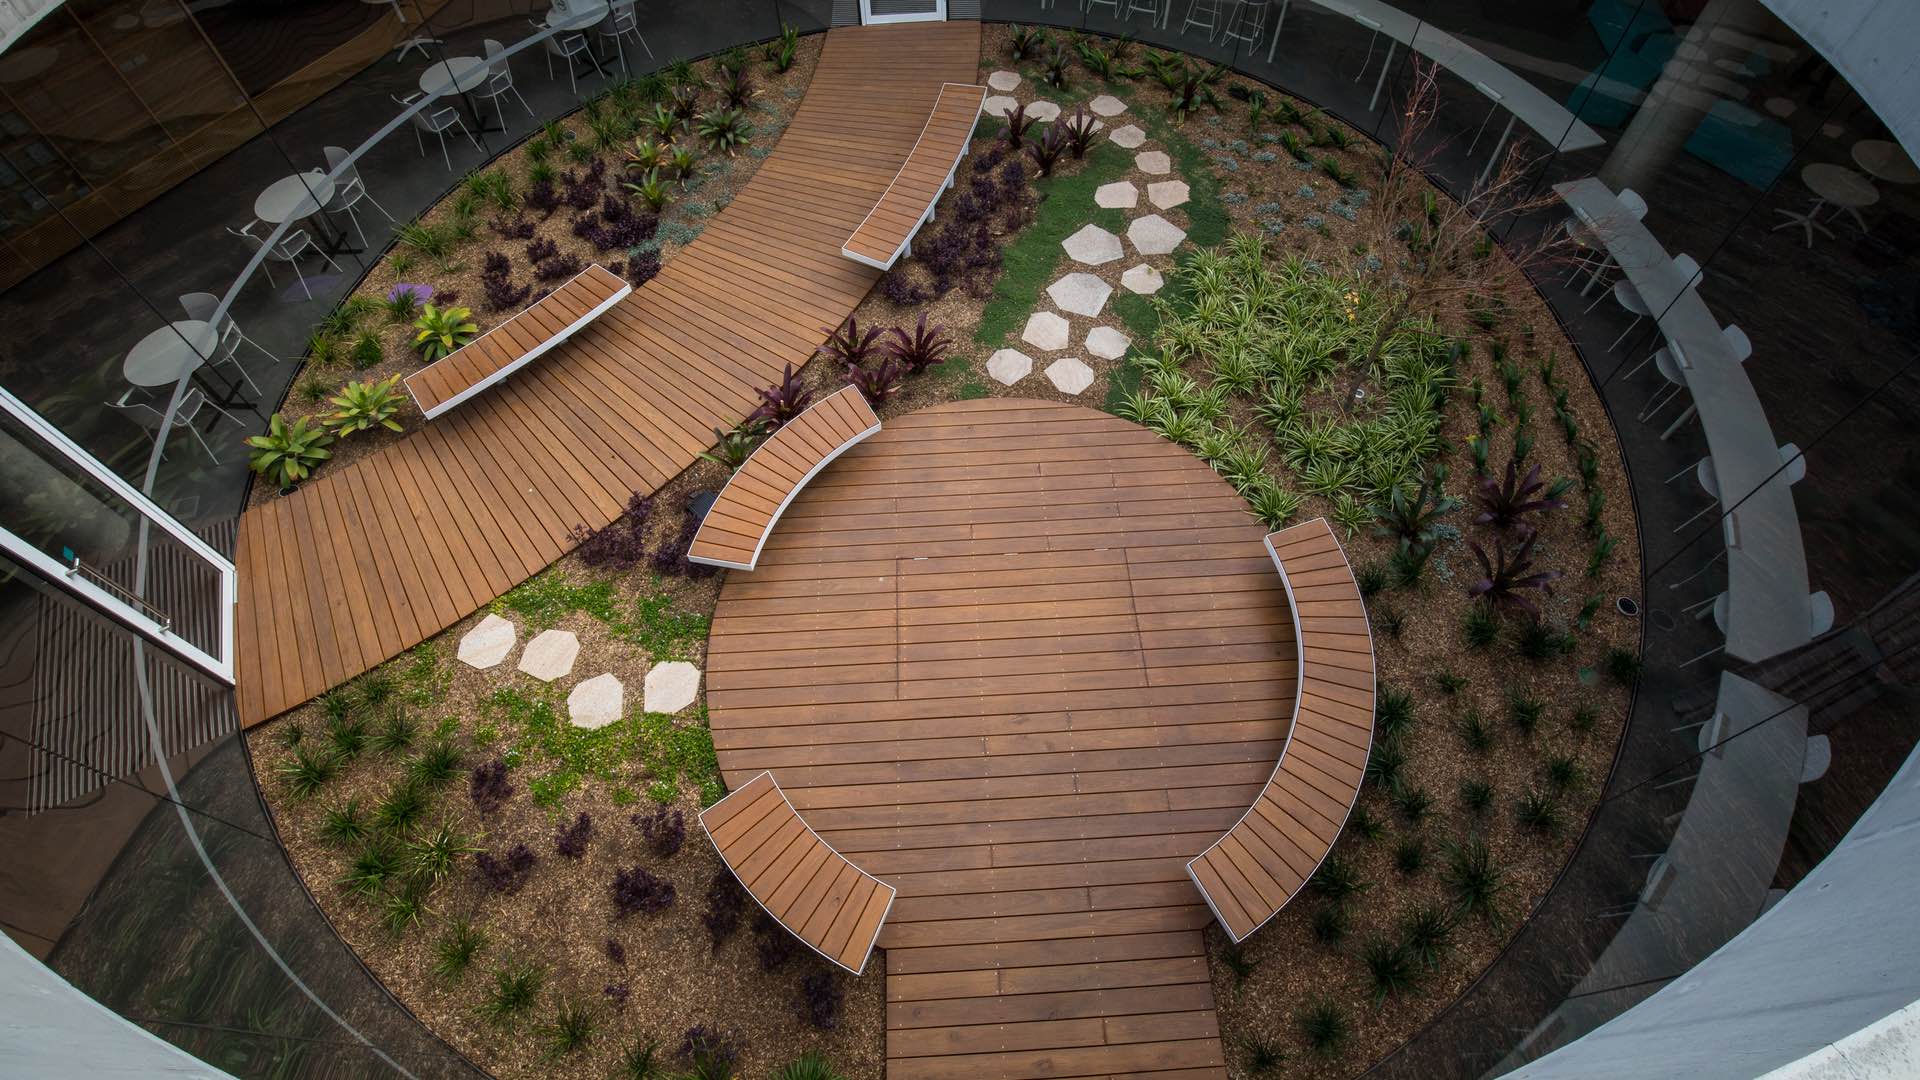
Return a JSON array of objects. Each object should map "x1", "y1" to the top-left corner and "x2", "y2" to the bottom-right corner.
[
  {"x1": 1109, "y1": 124, "x2": 1146, "y2": 149},
  {"x1": 990, "y1": 345, "x2": 1036, "y2": 384},
  {"x1": 1147, "y1": 180, "x2": 1191, "y2": 209},
  {"x1": 987, "y1": 70, "x2": 1021, "y2": 92},
  {"x1": 643, "y1": 661, "x2": 701, "y2": 715},
  {"x1": 517, "y1": 628, "x2": 579, "y2": 682},
  {"x1": 1045, "y1": 357, "x2": 1095, "y2": 396},
  {"x1": 987, "y1": 348, "x2": 1035, "y2": 385},
  {"x1": 1085, "y1": 326, "x2": 1131, "y2": 361},
  {"x1": 983, "y1": 95, "x2": 1017, "y2": 118},
  {"x1": 1062, "y1": 223, "x2": 1123, "y2": 265},
  {"x1": 1128, "y1": 214, "x2": 1187, "y2": 256},
  {"x1": 1021, "y1": 313, "x2": 1071, "y2": 352},
  {"x1": 568, "y1": 673, "x2": 624, "y2": 730},
  {"x1": 1136, "y1": 150, "x2": 1171, "y2": 175},
  {"x1": 1095, "y1": 181, "x2": 1139, "y2": 210},
  {"x1": 1121, "y1": 263, "x2": 1165, "y2": 295},
  {"x1": 457, "y1": 613, "x2": 516, "y2": 669},
  {"x1": 1026, "y1": 100, "x2": 1061, "y2": 122},
  {"x1": 1047, "y1": 272, "x2": 1112, "y2": 318},
  {"x1": 1089, "y1": 94, "x2": 1127, "y2": 118}
]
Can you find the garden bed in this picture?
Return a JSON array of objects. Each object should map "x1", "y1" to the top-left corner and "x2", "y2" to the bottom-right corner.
[{"x1": 249, "y1": 23, "x2": 1643, "y2": 1080}]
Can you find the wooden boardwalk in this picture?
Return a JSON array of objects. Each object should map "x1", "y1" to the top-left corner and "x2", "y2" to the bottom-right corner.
[
  {"x1": 229, "y1": 22, "x2": 982, "y2": 726},
  {"x1": 707, "y1": 400, "x2": 1301, "y2": 1080}
]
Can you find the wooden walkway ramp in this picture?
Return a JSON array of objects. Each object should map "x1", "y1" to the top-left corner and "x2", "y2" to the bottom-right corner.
[
  {"x1": 229, "y1": 22, "x2": 982, "y2": 726},
  {"x1": 707, "y1": 400, "x2": 1303, "y2": 1080}
]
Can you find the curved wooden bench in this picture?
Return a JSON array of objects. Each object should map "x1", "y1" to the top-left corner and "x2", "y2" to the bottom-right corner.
[
  {"x1": 1187, "y1": 517, "x2": 1375, "y2": 943},
  {"x1": 698, "y1": 770, "x2": 894, "y2": 974},
  {"x1": 841, "y1": 81, "x2": 988, "y2": 271},
  {"x1": 403, "y1": 263, "x2": 629, "y2": 419},
  {"x1": 687, "y1": 385, "x2": 881, "y2": 571}
]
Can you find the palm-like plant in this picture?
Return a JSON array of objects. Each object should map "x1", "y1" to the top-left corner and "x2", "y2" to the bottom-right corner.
[
  {"x1": 1467, "y1": 530, "x2": 1561, "y2": 621},
  {"x1": 326, "y1": 374, "x2": 407, "y2": 437},
  {"x1": 1371, "y1": 465, "x2": 1459, "y2": 550},
  {"x1": 412, "y1": 303, "x2": 477, "y2": 361},
  {"x1": 697, "y1": 420, "x2": 766, "y2": 471},
  {"x1": 884, "y1": 314, "x2": 951, "y2": 373},
  {"x1": 625, "y1": 137, "x2": 665, "y2": 174},
  {"x1": 1060, "y1": 105, "x2": 1099, "y2": 159},
  {"x1": 1474, "y1": 459, "x2": 1564, "y2": 532},
  {"x1": 247, "y1": 413, "x2": 334, "y2": 488},
  {"x1": 1026, "y1": 123, "x2": 1067, "y2": 177},
  {"x1": 624, "y1": 170, "x2": 671, "y2": 213}
]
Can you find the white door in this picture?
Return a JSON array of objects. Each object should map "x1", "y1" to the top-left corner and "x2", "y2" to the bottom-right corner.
[{"x1": 860, "y1": 0, "x2": 946, "y2": 24}]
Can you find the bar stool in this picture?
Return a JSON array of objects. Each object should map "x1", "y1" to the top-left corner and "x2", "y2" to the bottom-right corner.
[
  {"x1": 1666, "y1": 442, "x2": 1803, "y2": 534},
  {"x1": 1562, "y1": 187, "x2": 1648, "y2": 295},
  {"x1": 1640, "y1": 325, "x2": 1751, "y2": 437},
  {"x1": 1221, "y1": 0, "x2": 1273, "y2": 51},
  {"x1": 1682, "y1": 589, "x2": 1834, "y2": 667},
  {"x1": 1181, "y1": 0, "x2": 1226, "y2": 38},
  {"x1": 1590, "y1": 253, "x2": 1701, "y2": 353}
]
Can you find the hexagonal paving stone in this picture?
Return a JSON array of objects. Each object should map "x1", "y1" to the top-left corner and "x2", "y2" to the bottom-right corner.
[
  {"x1": 1045, "y1": 357, "x2": 1095, "y2": 396},
  {"x1": 1026, "y1": 99, "x2": 1061, "y2": 122},
  {"x1": 1095, "y1": 181, "x2": 1139, "y2": 210},
  {"x1": 1085, "y1": 326, "x2": 1132, "y2": 361},
  {"x1": 643, "y1": 661, "x2": 701, "y2": 715},
  {"x1": 1089, "y1": 94, "x2": 1128, "y2": 118},
  {"x1": 1021, "y1": 312, "x2": 1071, "y2": 352},
  {"x1": 1121, "y1": 263, "x2": 1166, "y2": 295},
  {"x1": 987, "y1": 70, "x2": 1021, "y2": 92},
  {"x1": 517, "y1": 628, "x2": 579, "y2": 682},
  {"x1": 457, "y1": 613, "x2": 516, "y2": 669},
  {"x1": 987, "y1": 348, "x2": 1035, "y2": 385},
  {"x1": 1147, "y1": 180, "x2": 1191, "y2": 209},
  {"x1": 567, "y1": 673, "x2": 624, "y2": 730},
  {"x1": 1061, "y1": 223, "x2": 1123, "y2": 265},
  {"x1": 1108, "y1": 124, "x2": 1146, "y2": 149},
  {"x1": 1047, "y1": 272, "x2": 1112, "y2": 318},
  {"x1": 1135, "y1": 150, "x2": 1172, "y2": 175},
  {"x1": 1128, "y1": 213, "x2": 1188, "y2": 256},
  {"x1": 982, "y1": 95, "x2": 1017, "y2": 118}
]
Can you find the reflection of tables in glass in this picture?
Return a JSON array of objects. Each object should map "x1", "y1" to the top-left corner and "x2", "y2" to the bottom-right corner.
[
  {"x1": 123, "y1": 321, "x2": 256, "y2": 428},
  {"x1": 1853, "y1": 139, "x2": 1920, "y2": 184},
  {"x1": 1259, "y1": 0, "x2": 1604, "y2": 184},
  {"x1": 419, "y1": 56, "x2": 502, "y2": 134},
  {"x1": 256, "y1": 169, "x2": 357, "y2": 255},
  {"x1": 1556, "y1": 176, "x2": 1812, "y2": 664},
  {"x1": 1773, "y1": 163, "x2": 1878, "y2": 247}
]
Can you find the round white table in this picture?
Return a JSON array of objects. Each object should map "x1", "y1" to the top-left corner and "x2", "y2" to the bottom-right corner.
[
  {"x1": 254, "y1": 170, "x2": 336, "y2": 226},
  {"x1": 1774, "y1": 163, "x2": 1877, "y2": 247},
  {"x1": 124, "y1": 321, "x2": 219, "y2": 387},
  {"x1": 418, "y1": 55, "x2": 487, "y2": 97},
  {"x1": 544, "y1": 0, "x2": 609, "y2": 32},
  {"x1": 1851, "y1": 139, "x2": 1920, "y2": 185},
  {"x1": 0, "y1": 46, "x2": 56, "y2": 85}
]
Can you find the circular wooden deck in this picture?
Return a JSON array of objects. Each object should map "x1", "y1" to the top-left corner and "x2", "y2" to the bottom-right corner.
[{"x1": 706, "y1": 398, "x2": 1301, "y2": 1080}]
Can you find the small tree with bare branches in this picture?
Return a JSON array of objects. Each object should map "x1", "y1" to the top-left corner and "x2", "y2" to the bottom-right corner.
[{"x1": 1360, "y1": 58, "x2": 1578, "y2": 365}]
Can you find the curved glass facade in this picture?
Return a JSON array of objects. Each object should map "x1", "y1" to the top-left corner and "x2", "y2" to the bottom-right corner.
[{"x1": 0, "y1": 1, "x2": 1914, "y2": 1076}]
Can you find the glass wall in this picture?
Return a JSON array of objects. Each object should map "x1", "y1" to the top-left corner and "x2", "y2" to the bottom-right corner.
[{"x1": 1, "y1": 1, "x2": 1916, "y2": 1075}]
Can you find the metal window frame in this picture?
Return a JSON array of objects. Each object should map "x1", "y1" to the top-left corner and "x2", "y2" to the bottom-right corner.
[
  {"x1": 859, "y1": 0, "x2": 947, "y2": 24},
  {"x1": 0, "y1": 386, "x2": 235, "y2": 683}
]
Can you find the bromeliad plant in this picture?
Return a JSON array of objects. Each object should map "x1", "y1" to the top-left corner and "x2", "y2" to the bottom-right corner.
[
  {"x1": 845, "y1": 358, "x2": 905, "y2": 405},
  {"x1": 326, "y1": 374, "x2": 407, "y2": 437},
  {"x1": 749, "y1": 363, "x2": 814, "y2": 430},
  {"x1": 885, "y1": 314, "x2": 951, "y2": 374},
  {"x1": 697, "y1": 108, "x2": 752, "y2": 155},
  {"x1": 1475, "y1": 459, "x2": 1565, "y2": 533},
  {"x1": 1001, "y1": 101, "x2": 1039, "y2": 149},
  {"x1": 761, "y1": 23, "x2": 798, "y2": 72},
  {"x1": 1371, "y1": 465, "x2": 1459, "y2": 552},
  {"x1": 412, "y1": 303, "x2": 477, "y2": 362},
  {"x1": 625, "y1": 136, "x2": 665, "y2": 174},
  {"x1": 817, "y1": 316, "x2": 885, "y2": 369},
  {"x1": 1026, "y1": 123, "x2": 1067, "y2": 177},
  {"x1": 1467, "y1": 529, "x2": 1561, "y2": 621},
  {"x1": 247, "y1": 413, "x2": 334, "y2": 488},
  {"x1": 697, "y1": 420, "x2": 766, "y2": 471},
  {"x1": 1060, "y1": 105, "x2": 1099, "y2": 159}
]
